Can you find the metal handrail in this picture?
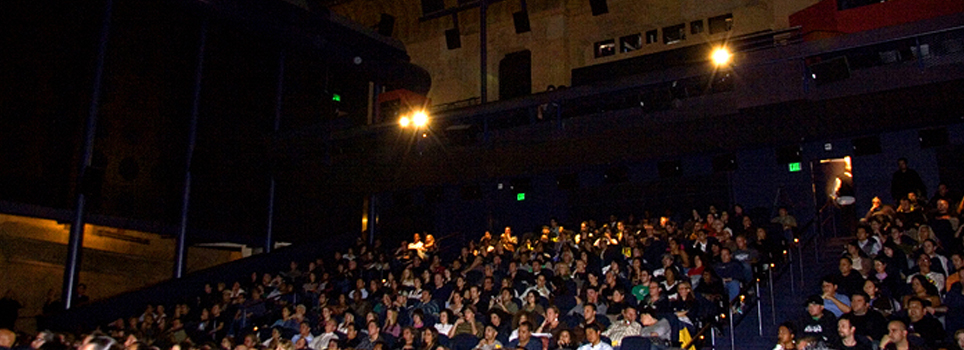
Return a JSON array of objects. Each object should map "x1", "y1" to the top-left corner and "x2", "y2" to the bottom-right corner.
[{"x1": 681, "y1": 222, "x2": 816, "y2": 349}]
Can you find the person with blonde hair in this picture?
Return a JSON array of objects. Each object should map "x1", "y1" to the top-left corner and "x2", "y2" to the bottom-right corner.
[{"x1": 275, "y1": 339, "x2": 294, "y2": 350}]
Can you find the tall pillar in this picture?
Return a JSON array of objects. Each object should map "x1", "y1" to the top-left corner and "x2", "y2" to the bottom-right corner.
[
  {"x1": 479, "y1": 0, "x2": 488, "y2": 104},
  {"x1": 174, "y1": 20, "x2": 208, "y2": 279},
  {"x1": 265, "y1": 51, "x2": 285, "y2": 254},
  {"x1": 63, "y1": 0, "x2": 114, "y2": 310}
]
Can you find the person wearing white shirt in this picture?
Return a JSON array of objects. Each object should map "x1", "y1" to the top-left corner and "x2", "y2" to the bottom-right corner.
[
  {"x1": 434, "y1": 310, "x2": 455, "y2": 337},
  {"x1": 310, "y1": 320, "x2": 339, "y2": 350},
  {"x1": 576, "y1": 324, "x2": 613, "y2": 350},
  {"x1": 908, "y1": 254, "x2": 945, "y2": 291},
  {"x1": 602, "y1": 307, "x2": 642, "y2": 347}
]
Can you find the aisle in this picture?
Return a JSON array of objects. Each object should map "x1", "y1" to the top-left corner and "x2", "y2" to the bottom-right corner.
[{"x1": 713, "y1": 237, "x2": 848, "y2": 350}]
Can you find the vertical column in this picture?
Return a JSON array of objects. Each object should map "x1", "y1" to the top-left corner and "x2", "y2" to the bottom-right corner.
[
  {"x1": 265, "y1": 51, "x2": 285, "y2": 254},
  {"x1": 174, "y1": 19, "x2": 208, "y2": 279},
  {"x1": 479, "y1": 0, "x2": 487, "y2": 104},
  {"x1": 63, "y1": 0, "x2": 114, "y2": 310}
]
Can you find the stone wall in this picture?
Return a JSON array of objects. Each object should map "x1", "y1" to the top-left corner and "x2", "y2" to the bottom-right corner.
[{"x1": 329, "y1": 0, "x2": 820, "y2": 105}]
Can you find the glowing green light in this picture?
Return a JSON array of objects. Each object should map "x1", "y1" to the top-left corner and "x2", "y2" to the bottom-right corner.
[
  {"x1": 788, "y1": 162, "x2": 802, "y2": 172},
  {"x1": 332, "y1": 94, "x2": 341, "y2": 102},
  {"x1": 517, "y1": 193, "x2": 525, "y2": 201}
]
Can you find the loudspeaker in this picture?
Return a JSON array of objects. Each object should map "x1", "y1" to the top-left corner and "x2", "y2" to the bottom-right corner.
[
  {"x1": 589, "y1": 0, "x2": 608, "y2": 16},
  {"x1": 809, "y1": 56, "x2": 850, "y2": 86},
  {"x1": 556, "y1": 173, "x2": 579, "y2": 190},
  {"x1": 460, "y1": 184, "x2": 482, "y2": 200},
  {"x1": 775, "y1": 145, "x2": 802, "y2": 165},
  {"x1": 604, "y1": 166, "x2": 629, "y2": 184},
  {"x1": 445, "y1": 28, "x2": 461, "y2": 50},
  {"x1": 377, "y1": 14, "x2": 395, "y2": 37},
  {"x1": 852, "y1": 136, "x2": 882, "y2": 156},
  {"x1": 512, "y1": 11, "x2": 530, "y2": 33},
  {"x1": 919, "y1": 127, "x2": 949, "y2": 148},
  {"x1": 712, "y1": 153, "x2": 738, "y2": 172},
  {"x1": 658, "y1": 160, "x2": 682, "y2": 178},
  {"x1": 421, "y1": 0, "x2": 444, "y2": 16}
]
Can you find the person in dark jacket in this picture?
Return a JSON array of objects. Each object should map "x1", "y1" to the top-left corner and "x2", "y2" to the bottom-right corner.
[
  {"x1": 891, "y1": 158, "x2": 927, "y2": 202},
  {"x1": 798, "y1": 295, "x2": 839, "y2": 345},
  {"x1": 905, "y1": 297, "x2": 945, "y2": 349},
  {"x1": 713, "y1": 248, "x2": 744, "y2": 301}
]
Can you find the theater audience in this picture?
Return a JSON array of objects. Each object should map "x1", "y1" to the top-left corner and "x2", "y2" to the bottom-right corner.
[{"x1": 30, "y1": 178, "x2": 964, "y2": 350}]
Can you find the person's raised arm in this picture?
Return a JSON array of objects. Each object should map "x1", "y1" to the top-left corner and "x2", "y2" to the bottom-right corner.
[{"x1": 449, "y1": 317, "x2": 463, "y2": 338}]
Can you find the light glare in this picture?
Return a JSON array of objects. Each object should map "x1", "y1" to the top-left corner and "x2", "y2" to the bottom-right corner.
[
  {"x1": 412, "y1": 111, "x2": 428, "y2": 127},
  {"x1": 711, "y1": 47, "x2": 732, "y2": 66},
  {"x1": 399, "y1": 116, "x2": 411, "y2": 127}
]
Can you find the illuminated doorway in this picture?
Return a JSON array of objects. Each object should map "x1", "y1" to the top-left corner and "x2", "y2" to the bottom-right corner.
[{"x1": 811, "y1": 156, "x2": 856, "y2": 237}]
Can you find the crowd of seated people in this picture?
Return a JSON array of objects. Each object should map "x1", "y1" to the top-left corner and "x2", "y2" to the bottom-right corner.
[
  {"x1": 777, "y1": 179, "x2": 964, "y2": 350},
  {"x1": 8, "y1": 204, "x2": 793, "y2": 350}
]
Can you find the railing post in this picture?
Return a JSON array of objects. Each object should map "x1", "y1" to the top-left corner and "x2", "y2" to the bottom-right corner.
[
  {"x1": 711, "y1": 327, "x2": 716, "y2": 349},
  {"x1": 768, "y1": 263, "x2": 776, "y2": 325},
  {"x1": 729, "y1": 301, "x2": 735, "y2": 350},
  {"x1": 798, "y1": 238, "x2": 804, "y2": 286},
  {"x1": 788, "y1": 250, "x2": 795, "y2": 295},
  {"x1": 756, "y1": 279, "x2": 763, "y2": 336}
]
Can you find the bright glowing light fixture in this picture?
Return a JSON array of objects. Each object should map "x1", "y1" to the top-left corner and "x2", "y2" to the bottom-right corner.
[
  {"x1": 399, "y1": 116, "x2": 411, "y2": 127},
  {"x1": 412, "y1": 111, "x2": 428, "y2": 127},
  {"x1": 711, "y1": 47, "x2": 732, "y2": 66}
]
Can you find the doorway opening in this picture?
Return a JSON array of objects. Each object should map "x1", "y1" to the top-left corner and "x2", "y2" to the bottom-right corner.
[{"x1": 812, "y1": 156, "x2": 855, "y2": 237}]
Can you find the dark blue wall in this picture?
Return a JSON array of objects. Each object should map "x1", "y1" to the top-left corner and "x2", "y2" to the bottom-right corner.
[{"x1": 376, "y1": 122, "x2": 964, "y2": 243}]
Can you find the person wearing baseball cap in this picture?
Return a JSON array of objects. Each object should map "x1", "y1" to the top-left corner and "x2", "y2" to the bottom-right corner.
[{"x1": 797, "y1": 295, "x2": 839, "y2": 345}]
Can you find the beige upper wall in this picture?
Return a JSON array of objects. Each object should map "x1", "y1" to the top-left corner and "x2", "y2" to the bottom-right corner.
[{"x1": 330, "y1": 0, "x2": 818, "y2": 105}]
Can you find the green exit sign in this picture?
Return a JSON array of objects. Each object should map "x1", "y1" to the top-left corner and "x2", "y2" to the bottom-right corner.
[
  {"x1": 788, "y1": 162, "x2": 802, "y2": 172},
  {"x1": 517, "y1": 193, "x2": 525, "y2": 201},
  {"x1": 332, "y1": 94, "x2": 341, "y2": 102}
]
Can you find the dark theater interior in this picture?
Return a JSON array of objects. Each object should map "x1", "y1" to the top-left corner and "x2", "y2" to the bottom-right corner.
[{"x1": 2, "y1": 0, "x2": 964, "y2": 349}]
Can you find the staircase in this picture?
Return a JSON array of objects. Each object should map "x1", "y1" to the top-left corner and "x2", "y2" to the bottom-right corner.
[{"x1": 713, "y1": 236, "x2": 848, "y2": 349}]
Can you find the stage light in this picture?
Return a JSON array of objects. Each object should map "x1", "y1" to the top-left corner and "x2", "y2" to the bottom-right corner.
[
  {"x1": 412, "y1": 111, "x2": 429, "y2": 127},
  {"x1": 711, "y1": 47, "x2": 732, "y2": 66},
  {"x1": 399, "y1": 116, "x2": 411, "y2": 127}
]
